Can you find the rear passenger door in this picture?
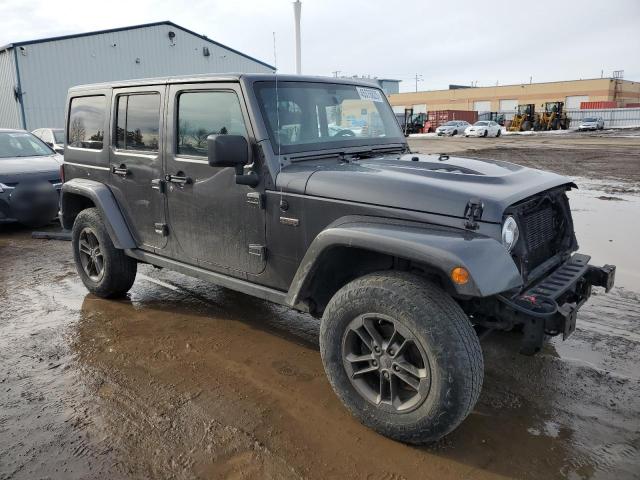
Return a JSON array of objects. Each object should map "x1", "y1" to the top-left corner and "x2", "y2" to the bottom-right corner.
[{"x1": 109, "y1": 87, "x2": 167, "y2": 250}]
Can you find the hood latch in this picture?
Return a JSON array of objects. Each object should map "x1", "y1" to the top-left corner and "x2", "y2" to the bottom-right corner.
[{"x1": 464, "y1": 199, "x2": 484, "y2": 230}]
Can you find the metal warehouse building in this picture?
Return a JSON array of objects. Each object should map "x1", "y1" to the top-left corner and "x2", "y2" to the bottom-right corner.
[
  {"x1": 389, "y1": 78, "x2": 640, "y2": 114},
  {"x1": 0, "y1": 21, "x2": 274, "y2": 130}
]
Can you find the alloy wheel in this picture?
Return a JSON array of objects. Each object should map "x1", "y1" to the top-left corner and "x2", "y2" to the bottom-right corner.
[
  {"x1": 342, "y1": 313, "x2": 431, "y2": 413},
  {"x1": 78, "y1": 228, "x2": 105, "y2": 282}
]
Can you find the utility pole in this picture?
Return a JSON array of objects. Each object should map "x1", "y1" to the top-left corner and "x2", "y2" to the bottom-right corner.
[
  {"x1": 293, "y1": 0, "x2": 302, "y2": 75},
  {"x1": 414, "y1": 74, "x2": 423, "y2": 92}
]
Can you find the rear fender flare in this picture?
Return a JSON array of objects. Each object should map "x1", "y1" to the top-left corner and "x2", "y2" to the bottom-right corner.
[
  {"x1": 286, "y1": 217, "x2": 522, "y2": 306},
  {"x1": 61, "y1": 178, "x2": 136, "y2": 249}
]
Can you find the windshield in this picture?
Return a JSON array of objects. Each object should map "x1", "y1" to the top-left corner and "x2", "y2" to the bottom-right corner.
[
  {"x1": 443, "y1": 121, "x2": 458, "y2": 126},
  {"x1": 583, "y1": 118, "x2": 597, "y2": 122},
  {"x1": 474, "y1": 121, "x2": 489, "y2": 126},
  {"x1": 53, "y1": 130, "x2": 65, "y2": 143},
  {"x1": 254, "y1": 81, "x2": 404, "y2": 154},
  {"x1": 0, "y1": 132, "x2": 53, "y2": 158}
]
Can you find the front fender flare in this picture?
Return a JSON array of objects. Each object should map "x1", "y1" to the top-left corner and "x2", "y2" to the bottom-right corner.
[
  {"x1": 286, "y1": 218, "x2": 522, "y2": 305},
  {"x1": 61, "y1": 178, "x2": 136, "y2": 249}
]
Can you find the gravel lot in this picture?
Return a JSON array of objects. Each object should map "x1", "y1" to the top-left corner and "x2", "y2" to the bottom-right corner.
[{"x1": 1, "y1": 129, "x2": 639, "y2": 480}]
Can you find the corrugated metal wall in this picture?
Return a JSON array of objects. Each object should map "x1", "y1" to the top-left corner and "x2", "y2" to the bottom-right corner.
[
  {"x1": 15, "y1": 24, "x2": 273, "y2": 129},
  {"x1": 0, "y1": 49, "x2": 22, "y2": 129}
]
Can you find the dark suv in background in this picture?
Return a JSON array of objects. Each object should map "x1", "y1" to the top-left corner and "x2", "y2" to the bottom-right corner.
[{"x1": 60, "y1": 74, "x2": 615, "y2": 444}]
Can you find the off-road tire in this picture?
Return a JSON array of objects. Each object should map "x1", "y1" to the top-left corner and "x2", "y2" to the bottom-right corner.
[
  {"x1": 320, "y1": 271, "x2": 483, "y2": 444},
  {"x1": 72, "y1": 208, "x2": 137, "y2": 298}
]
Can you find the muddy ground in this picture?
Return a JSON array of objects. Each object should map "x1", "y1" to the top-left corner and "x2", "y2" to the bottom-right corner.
[{"x1": 1, "y1": 131, "x2": 640, "y2": 480}]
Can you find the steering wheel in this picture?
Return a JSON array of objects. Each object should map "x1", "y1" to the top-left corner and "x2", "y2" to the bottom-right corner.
[{"x1": 334, "y1": 129, "x2": 356, "y2": 137}]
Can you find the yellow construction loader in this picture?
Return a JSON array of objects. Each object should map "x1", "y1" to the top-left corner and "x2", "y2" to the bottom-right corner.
[
  {"x1": 509, "y1": 104, "x2": 535, "y2": 132},
  {"x1": 534, "y1": 102, "x2": 570, "y2": 130}
]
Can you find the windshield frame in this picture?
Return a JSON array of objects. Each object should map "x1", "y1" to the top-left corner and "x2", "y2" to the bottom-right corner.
[
  {"x1": 0, "y1": 131, "x2": 55, "y2": 159},
  {"x1": 252, "y1": 80, "x2": 406, "y2": 155}
]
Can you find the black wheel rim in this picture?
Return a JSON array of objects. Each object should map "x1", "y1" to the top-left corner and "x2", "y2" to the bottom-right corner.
[
  {"x1": 342, "y1": 313, "x2": 431, "y2": 413},
  {"x1": 78, "y1": 227, "x2": 104, "y2": 282}
]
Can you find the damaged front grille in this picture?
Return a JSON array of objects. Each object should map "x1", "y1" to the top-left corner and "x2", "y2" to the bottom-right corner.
[
  {"x1": 523, "y1": 206, "x2": 555, "y2": 251},
  {"x1": 506, "y1": 186, "x2": 578, "y2": 283}
]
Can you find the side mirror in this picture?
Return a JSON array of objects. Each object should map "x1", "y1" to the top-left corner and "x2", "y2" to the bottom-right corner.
[
  {"x1": 207, "y1": 134, "x2": 249, "y2": 173},
  {"x1": 207, "y1": 134, "x2": 258, "y2": 187}
]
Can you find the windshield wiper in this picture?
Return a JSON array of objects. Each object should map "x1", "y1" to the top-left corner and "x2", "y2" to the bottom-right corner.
[{"x1": 348, "y1": 145, "x2": 408, "y2": 159}]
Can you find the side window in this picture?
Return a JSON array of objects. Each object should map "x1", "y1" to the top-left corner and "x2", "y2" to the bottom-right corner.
[
  {"x1": 176, "y1": 91, "x2": 247, "y2": 157},
  {"x1": 68, "y1": 96, "x2": 106, "y2": 150},
  {"x1": 115, "y1": 93, "x2": 160, "y2": 151}
]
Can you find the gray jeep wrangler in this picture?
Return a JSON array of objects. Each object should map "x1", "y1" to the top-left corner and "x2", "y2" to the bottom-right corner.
[{"x1": 60, "y1": 74, "x2": 615, "y2": 444}]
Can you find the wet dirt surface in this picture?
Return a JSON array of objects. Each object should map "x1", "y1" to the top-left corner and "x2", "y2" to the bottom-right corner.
[{"x1": 2, "y1": 131, "x2": 640, "y2": 479}]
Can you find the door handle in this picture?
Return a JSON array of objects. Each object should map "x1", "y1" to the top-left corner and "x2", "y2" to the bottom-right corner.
[
  {"x1": 112, "y1": 164, "x2": 129, "y2": 177},
  {"x1": 165, "y1": 173, "x2": 192, "y2": 185}
]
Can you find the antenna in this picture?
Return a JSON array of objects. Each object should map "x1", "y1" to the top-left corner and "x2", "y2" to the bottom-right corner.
[{"x1": 273, "y1": 32, "x2": 283, "y2": 202}]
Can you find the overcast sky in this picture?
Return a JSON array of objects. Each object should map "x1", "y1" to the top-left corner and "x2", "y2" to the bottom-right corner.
[{"x1": 2, "y1": 0, "x2": 639, "y2": 92}]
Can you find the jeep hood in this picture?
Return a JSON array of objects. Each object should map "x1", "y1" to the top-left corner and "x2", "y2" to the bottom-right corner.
[{"x1": 275, "y1": 153, "x2": 573, "y2": 223}]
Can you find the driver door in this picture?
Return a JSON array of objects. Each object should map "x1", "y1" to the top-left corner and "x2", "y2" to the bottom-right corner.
[{"x1": 163, "y1": 83, "x2": 266, "y2": 276}]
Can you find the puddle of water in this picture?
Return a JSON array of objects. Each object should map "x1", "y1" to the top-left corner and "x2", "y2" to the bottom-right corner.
[{"x1": 568, "y1": 184, "x2": 640, "y2": 291}]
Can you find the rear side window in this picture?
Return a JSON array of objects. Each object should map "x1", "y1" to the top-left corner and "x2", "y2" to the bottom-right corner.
[
  {"x1": 176, "y1": 91, "x2": 247, "y2": 157},
  {"x1": 68, "y1": 96, "x2": 106, "y2": 150},
  {"x1": 116, "y1": 93, "x2": 161, "y2": 151}
]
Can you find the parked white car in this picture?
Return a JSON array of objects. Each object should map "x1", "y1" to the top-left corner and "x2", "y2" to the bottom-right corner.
[
  {"x1": 578, "y1": 117, "x2": 605, "y2": 131},
  {"x1": 435, "y1": 121, "x2": 470, "y2": 136},
  {"x1": 465, "y1": 121, "x2": 502, "y2": 138}
]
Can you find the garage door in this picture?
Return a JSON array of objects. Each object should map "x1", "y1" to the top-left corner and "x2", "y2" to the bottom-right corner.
[
  {"x1": 499, "y1": 99, "x2": 518, "y2": 112},
  {"x1": 474, "y1": 101, "x2": 491, "y2": 112},
  {"x1": 566, "y1": 96, "x2": 589, "y2": 109}
]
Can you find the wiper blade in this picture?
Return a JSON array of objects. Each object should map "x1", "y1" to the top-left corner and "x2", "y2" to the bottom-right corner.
[{"x1": 349, "y1": 145, "x2": 407, "y2": 159}]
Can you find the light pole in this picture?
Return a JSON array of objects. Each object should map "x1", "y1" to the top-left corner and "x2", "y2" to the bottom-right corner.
[
  {"x1": 414, "y1": 74, "x2": 424, "y2": 92},
  {"x1": 293, "y1": 0, "x2": 302, "y2": 75}
]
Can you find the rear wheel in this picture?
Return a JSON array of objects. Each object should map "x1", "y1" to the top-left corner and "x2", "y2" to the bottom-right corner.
[
  {"x1": 483, "y1": 130, "x2": 488, "y2": 137},
  {"x1": 72, "y1": 208, "x2": 137, "y2": 298},
  {"x1": 320, "y1": 271, "x2": 483, "y2": 444},
  {"x1": 496, "y1": 129, "x2": 501, "y2": 137}
]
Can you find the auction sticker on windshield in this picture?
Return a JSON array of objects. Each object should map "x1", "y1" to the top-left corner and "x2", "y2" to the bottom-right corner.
[{"x1": 356, "y1": 87, "x2": 384, "y2": 103}]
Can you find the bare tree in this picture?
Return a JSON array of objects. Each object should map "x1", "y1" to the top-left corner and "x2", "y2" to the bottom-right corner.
[
  {"x1": 69, "y1": 118, "x2": 85, "y2": 146},
  {"x1": 192, "y1": 128, "x2": 209, "y2": 149}
]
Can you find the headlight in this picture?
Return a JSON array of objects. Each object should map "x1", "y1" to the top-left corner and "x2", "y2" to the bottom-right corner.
[{"x1": 502, "y1": 216, "x2": 519, "y2": 252}]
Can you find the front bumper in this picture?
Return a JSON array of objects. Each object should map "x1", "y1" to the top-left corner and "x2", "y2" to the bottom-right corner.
[
  {"x1": 0, "y1": 184, "x2": 61, "y2": 225},
  {"x1": 498, "y1": 253, "x2": 615, "y2": 354}
]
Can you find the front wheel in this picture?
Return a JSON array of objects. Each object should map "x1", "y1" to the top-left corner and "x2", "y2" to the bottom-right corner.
[
  {"x1": 320, "y1": 272, "x2": 483, "y2": 444},
  {"x1": 72, "y1": 208, "x2": 137, "y2": 298},
  {"x1": 496, "y1": 129, "x2": 502, "y2": 137}
]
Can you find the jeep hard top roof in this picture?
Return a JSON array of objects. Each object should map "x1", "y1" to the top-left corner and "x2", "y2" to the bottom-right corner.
[{"x1": 68, "y1": 74, "x2": 385, "y2": 92}]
